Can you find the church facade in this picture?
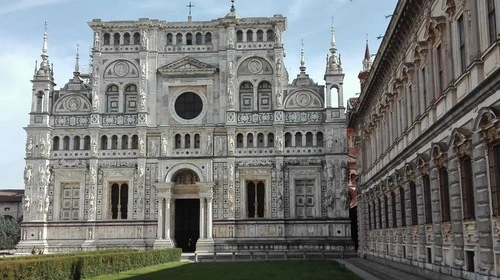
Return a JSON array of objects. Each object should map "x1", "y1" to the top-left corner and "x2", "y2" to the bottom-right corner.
[
  {"x1": 349, "y1": 0, "x2": 500, "y2": 279},
  {"x1": 17, "y1": 6, "x2": 352, "y2": 254}
]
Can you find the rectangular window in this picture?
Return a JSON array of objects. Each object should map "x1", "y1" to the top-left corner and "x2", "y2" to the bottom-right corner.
[
  {"x1": 295, "y1": 180, "x2": 315, "y2": 218},
  {"x1": 385, "y1": 196, "x2": 389, "y2": 228},
  {"x1": 368, "y1": 203, "x2": 372, "y2": 230},
  {"x1": 423, "y1": 174, "x2": 433, "y2": 224},
  {"x1": 378, "y1": 198, "x2": 382, "y2": 229},
  {"x1": 400, "y1": 187, "x2": 406, "y2": 227},
  {"x1": 107, "y1": 95, "x2": 119, "y2": 113},
  {"x1": 488, "y1": 0, "x2": 497, "y2": 45},
  {"x1": 466, "y1": 251, "x2": 475, "y2": 272},
  {"x1": 110, "y1": 182, "x2": 128, "y2": 219},
  {"x1": 247, "y1": 181, "x2": 265, "y2": 218},
  {"x1": 439, "y1": 167, "x2": 451, "y2": 222},
  {"x1": 60, "y1": 183, "x2": 80, "y2": 220},
  {"x1": 410, "y1": 182, "x2": 418, "y2": 225},
  {"x1": 408, "y1": 85, "x2": 413, "y2": 127},
  {"x1": 458, "y1": 16, "x2": 467, "y2": 73},
  {"x1": 461, "y1": 156, "x2": 475, "y2": 220},
  {"x1": 436, "y1": 44, "x2": 444, "y2": 94},
  {"x1": 125, "y1": 95, "x2": 137, "y2": 113},
  {"x1": 489, "y1": 142, "x2": 500, "y2": 216},
  {"x1": 421, "y1": 67, "x2": 427, "y2": 109}
]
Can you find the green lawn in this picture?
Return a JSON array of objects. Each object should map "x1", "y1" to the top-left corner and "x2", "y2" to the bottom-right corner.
[{"x1": 88, "y1": 260, "x2": 361, "y2": 280}]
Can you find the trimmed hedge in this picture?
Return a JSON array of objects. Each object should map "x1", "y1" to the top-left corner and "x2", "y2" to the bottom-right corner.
[{"x1": 0, "y1": 248, "x2": 181, "y2": 280}]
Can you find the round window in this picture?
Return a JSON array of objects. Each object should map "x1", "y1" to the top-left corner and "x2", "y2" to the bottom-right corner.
[{"x1": 174, "y1": 92, "x2": 203, "y2": 120}]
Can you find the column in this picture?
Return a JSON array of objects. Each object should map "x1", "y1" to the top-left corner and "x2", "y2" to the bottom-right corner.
[
  {"x1": 207, "y1": 197, "x2": 213, "y2": 239},
  {"x1": 157, "y1": 198, "x2": 164, "y2": 239},
  {"x1": 200, "y1": 198, "x2": 206, "y2": 239},
  {"x1": 165, "y1": 198, "x2": 171, "y2": 240}
]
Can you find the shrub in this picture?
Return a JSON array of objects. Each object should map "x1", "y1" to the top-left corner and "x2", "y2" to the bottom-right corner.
[{"x1": 0, "y1": 248, "x2": 181, "y2": 280}]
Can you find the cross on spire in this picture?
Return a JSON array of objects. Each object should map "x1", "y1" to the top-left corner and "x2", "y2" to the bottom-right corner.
[{"x1": 187, "y1": 2, "x2": 195, "y2": 21}]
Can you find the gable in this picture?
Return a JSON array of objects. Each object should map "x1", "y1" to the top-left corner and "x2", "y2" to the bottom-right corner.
[
  {"x1": 53, "y1": 94, "x2": 91, "y2": 115},
  {"x1": 284, "y1": 90, "x2": 323, "y2": 110}
]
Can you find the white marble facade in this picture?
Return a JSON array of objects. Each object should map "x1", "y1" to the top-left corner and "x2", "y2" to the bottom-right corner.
[{"x1": 17, "y1": 7, "x2": 352, "y2": 254}]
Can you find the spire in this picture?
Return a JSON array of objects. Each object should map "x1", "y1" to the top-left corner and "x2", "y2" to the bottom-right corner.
[
  {"x1": 230, "y1": 0, "x2": 235, "y2": 12},
  {"x1": 326, "y1": 18, "x2": 342, "y2": 74},
  {"x1": 74, "y1": 44, "x2": 80, "y2": 73},
  {"x1": 39, "y1": 22, "x2": 49, "y2": 69},
  {"x1": 362, "y1": 39, "x2": 372, "y2": 72},
  {"x1": 329, "y1": 17, "x2": 337, "y2": 55},
  {"x1": 299, "y1": 39, "x2": 306, "y2": 73}
]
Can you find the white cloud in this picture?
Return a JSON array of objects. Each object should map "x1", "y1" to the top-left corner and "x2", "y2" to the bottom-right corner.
[{"x1": 0, "y1": 0, "x2": 73, "y2": 15}]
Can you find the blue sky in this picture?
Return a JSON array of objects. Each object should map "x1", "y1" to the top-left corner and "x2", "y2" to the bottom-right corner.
[{"x1": 0, "y1": 0, "x2": 397, "y2": 189}]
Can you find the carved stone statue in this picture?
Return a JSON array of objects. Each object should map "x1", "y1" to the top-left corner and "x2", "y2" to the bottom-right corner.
[
  {"x1": 162, "y1": 137, "x2": 168, "y2": 156},
  {"x1": 24, "y1": 165, "x2": 32, "y2": 185},
  {"x1": 89, "y1": 193, "x2": 95, "y2": 212},
  {"x1": 39, "y1": 138, "x2": 46, "y2": 157},
  {"x1": 150, "y1": 140, "x2": 157, "y2": 156},
  {"x1": 26, "y1": 137, "x2": 33, "y2": 156},
  {"x1": 23, "y1": 195, "x2": 30, "y2": 211},
  {"x1": 44, "y1": 195, "x2": 50, "y2": 214},
  {"x1": 227, "y1": 29, "x2": 234, "y2": 47},
  {"x1": 141, "y1": 30, "x2": 148, "y2": 49},
  {"x1": 278, "y1": 192, "x2": 283, "y2": 210},
  {"x1": 94, "y1": 32, "x2": 100, "y2": 49},
  {"x1": 97, "y1": 168, "x2": 103, "y2": 184},
  {"x1": 139, "y1": 138, "x2": 145, "y2": 156},
  {"x1": 228, "y1": 135, "x2": 235, "y2": 152},
  {"x1": 276, "y1": 58, "x2": 282, "y2": 76},
  {"x1": 217, "y1": 137, "x2": 224, "y2": 155},
  {"x1": 276, "y1": 27, "x2": 282, "y2": 43},
  {"x1": 276, "y1": 135, "x2": 283, "y2": 152},
  {"x1": 92, "y1": 90, "x2": 99, "y2": 112},
  {"x1": 92, "y1": 138, "x2": 97, "y2": 155},
  {"x1": 228, "y1": 60, "x2": 234, "y2": 77},
  {"x1": 326, "y1": 189, "x2": 335, "y2": 208},
  {"x1": 139, "y1": 89, "x2": 146, "y2": 111},
  {"x1": 206, "y1": 135, "x2": 213, "y2": 154},
  {"x1": 276, "y1": 89, "x2": 283, "y2": 108}
]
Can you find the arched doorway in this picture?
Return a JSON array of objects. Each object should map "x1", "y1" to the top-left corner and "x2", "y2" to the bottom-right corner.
[{"x1": 172, "y1": 169, "x2": 200, "y2": 253}]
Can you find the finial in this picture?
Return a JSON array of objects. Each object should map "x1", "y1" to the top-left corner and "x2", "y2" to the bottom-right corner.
[
  {"x1": 300, "y1": 39, "x2": 306, "y2": 73},
  {"x1": 230, "y1": 0, "x2": 235, "y2": 12},
  {"x1": 187, "y1": 2, "x2": 195, "y2": 22},
  {"x1": 34, "y1": 60, "x2": 38, "y2": 74},
  {"x1": 40, "y1": 22, "x2": 49, "y2": 69},
  {"x1": 75, "y1": 44, "x2": 80, "y2": 72},
  {"x1": 329, "y1": 17, "x2": 337, "y2": 55}
]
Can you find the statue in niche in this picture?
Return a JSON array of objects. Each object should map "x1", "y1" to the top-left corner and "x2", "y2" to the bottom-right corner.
[
  {"x1": 276, "y1": 27, "x2": 282, "y2": 43},
  {"x1": 88, "y1": 228, "x2": 93, "y2": 239},
  {"x1": 23, "y1": 195, "x2": 30, "y2": 212},
  {"x1": 44, "y1": 195, "x2": 50, "y2": 214},
  {"x1": 24, "y1": 165, "x2": 32, "y2": 185},
  {"x1": 276, "y1": 89, "x2": 283, "y2": 108},
  {"x1": 94, "y1": 32, "x2": 100, "y2": 49},
  {"x1": 217, "y1": 137, "x2": 224, "y2": 155},
  {"x1": 278, "y1": 191, "x2": 283, "y2": 210},
  {"x1": 150, "y1": 139, "x2": 157, "y2": 156},
  {"x1": 26, "y1": 137, "x2": 33, "y2": 156},
  {"x1": 139, "y1": 88, "x2": 146, "y2": 111},
  {"x1": 97, "y1": 168, "x2": 103, "y2": 184},
  {"x1": 340, "y1": 189, "x2": 348, "y2": 210},
  {"x1": 139, "y1": 138, "x2": 145, "y2": 156},
  {"x1": 227, "y1": 29, "x2": 234, "y2": 47},
  {"x1": 326, "y1": 189, "x2": 335, "y2": 208},
  {"x1": 37, "y1": 196, "x2": 44, "y2": 213},
  {"x1": 89, "y1": 193, "x2": 95, "y2": 213},
  {"x1": 141, "y1": 30, "x2": 148, "y2": 49},
  {"x1": 228, "y1": 135, "x2": 234, "y2": 152},
  {"x1": 90, "y1": 167, "x2": 97, "y2": 185},
  {"x1": 276, "y1": 58, "x2": 282, "y2": 76},
  {"x1": 39, "y1": 138, "x2": 46, "y2": 157},
  {"x1": 228, "y1": 60, "x2": 234, "y2": 77},
  {"x1": 162, "y1": 137, "x2": 168, "y2": 156},
  {"x1": 137, "y1": 197, "x2": 144, "y2": 210},
  {"x1": 227, "y1": 84, "x2": 234, "y2": 109},
  {"x1": 92, "y1": 90, "x2": 99, "y2": 112},
  {"x1": 327, "y1": 161, "x2": 334, "y2": 182},
  {"x1": 206, "y1": 135, "x2": 213, "y2": 154},
  {"x1": 136, "y1": 165, "x2": 145, "y2": 180},
  {"x1": 275, "y1": 135, "x2": 283, "y2": 152}
]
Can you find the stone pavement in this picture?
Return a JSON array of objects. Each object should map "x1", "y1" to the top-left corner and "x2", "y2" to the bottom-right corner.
[{"x1": 336, "y1": 258, "x2": 463, "y2": 280}]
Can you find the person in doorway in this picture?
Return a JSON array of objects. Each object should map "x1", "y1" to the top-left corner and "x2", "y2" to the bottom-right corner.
[{"x1": 31, "y1": 247, "x2": 36, "y2": 255}]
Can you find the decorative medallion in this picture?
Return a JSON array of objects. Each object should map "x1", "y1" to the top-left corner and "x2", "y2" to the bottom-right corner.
[
  {"x1": 296, "y1": 92, "x2": 311, "y2": 107},
  {"x1": 114, "y1": 62, "x2": 129, "y2": 77},
  {"x1": 66, "y1": 97, "x2": 81, "y2": 111},
  {"x1": 247, "y1": 59, "x2": 263, "y2": 74}
]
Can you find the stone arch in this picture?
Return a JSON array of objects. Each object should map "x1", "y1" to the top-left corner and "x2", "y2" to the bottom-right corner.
[
  {"x1": 236, "y1": 56, "x2": 273, "y2": 76},
  {"x1": 416, "y1": 152, "x2": 430, "y2": 174},
  {"x1": 473, "y1": 106, "x2": 499, "y2": 131},
  {"x1": 53, "y1": 94, "x2": 92, "y2": 114},
  {"x1": 449, "y1": 127, "x2": 472, "y2": 157},
  {"x1": 431, "y1": 142, "x2": 449, "y2": 168},
  {"x1": 165, "y1": 163, "x2": 206, "y2": 183},
  {"x1": 284, "y1": 89, "x2": 323, "y2": 109}
]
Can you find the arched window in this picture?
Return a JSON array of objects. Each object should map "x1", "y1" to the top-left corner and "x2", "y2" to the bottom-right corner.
[
  {"x1": 205, "y1": 32, "x2": 212, "y2": 44},
  {"x1": 166, "y1": 33, "x2": 173, "y2": 45},
  {"x1": 195, "y1": 32, "x2": 203, "y2": 45},
  {"x1": 113, "y1": 33, "x2": 120, "y2": 45},
  {"x1": 84, "y1": 136, "x2": 90, "y2": 150},
  {"x1": 111, "y1": 135, "x2": 118, "y2": 149},
  {"x1": 247, "y1": 180, "x2": 265, "y2": 218},
  {"x1": 460, "y1": 156, "x2": 475, "y2": 220},
  {"x1": 103, "y1": 33, "x2": 111, "y2": 45},
  {"x1": 131, "y1": 135, "x2": 138, "y2": 149},
  {"x1": 257, "y1": 133, "x2": 264, "y2": 148},
  {"x1": 256, "y1": 30, "x2": 264, "y2": 42},
  {"x1": 73, "y1": 136, "x2": 80, "y2": 150},
  {"x1": 63, "y1": 136, "x2": 70, "y2": 150},
  {"x1": 236, "y1": 30, "x2": 243, "y2": 42},
  {"x1": 185, "y1": 134, "x2": 191, "y2": 148},
  {"x1": 247, "y1": 133, "x2": 254, "y2": 148},
  {"x1": 106, "y1": 84, "x2": 119, "y2": 113},
  {"x1": 124, "y1": 84, "x2": 137, "y2": 113},
  {"x1": 186, "y1": 33, "x2": 193, "y2": 45},
  {"x1": 194, "y1": 134, "x2": 200, "y2": 148},
  {"x1": 400, "y1": 187, "x2": 406, "y2": 226},
  {"x1": 305, "y1": 132, "x2": 313, "y2": 147},
  {"x1": 36, "y1": 92, "x2": 44, "y2": 113},
  {"x1": 175, "y1": 134, "x2": 181, "y2": 149},
  {"x1": 316, "y1": 132, "x2": 324, "y2": 147},
  {"x1": 237, "y1": 133, "x2": 244, "y2": 148},
  {"x1": 295, "y1": 132, "x2": 303, "y2": 147},
  {"x1": 53, "y1": 136, "x2": 60, "y2": 151},
  {"x1": 239, "y1": 82, "x2": 253, "y2": 112},
  {"x1": 258, "y1": 82, "x2": 272, "y2": 111},
  {"x1": 266, "y1": 30, "x2": 275, "y2": 42},
  {"x1": 110, "y1": 183, "x2": 128, "y2": 219},
  {"x1": 123, "y1": 33, "x2": 131, "y2": 45},
  {"x1": 246, "y1": 30, "x2": 253, "y2": 42},
  {"x1": 121, "y1": 135, "x2": 128, "y2": 149},
  {"x1": 133, "y1": 32, "x2": 140, "y2": 45},
  {"x1": 176, "y1": 33, "x2": 183, "y2": 44},
  {"x1": 285, "y1": 132, "x2": 292, "y2": 147},
  {"x1": 423, "y1": 174, "x2": 432, "y2": 224},
  {"x1": 267, "y1": 133, "x2": 274, "y2": 147},
  {"x1": 101, "y1": 135, "x2": 108, "y2": 150}
]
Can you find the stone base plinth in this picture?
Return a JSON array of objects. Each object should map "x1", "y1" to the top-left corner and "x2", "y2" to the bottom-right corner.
[
  {"x1": 153, "y1": 238, "x2": 176, "y2": 249},
  {"x1": 196, "y1": 238, "x2": 215, "y2": 253}
]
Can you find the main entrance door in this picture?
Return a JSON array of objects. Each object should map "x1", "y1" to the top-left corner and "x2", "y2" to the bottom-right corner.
[{"x1": 174, "y1": 199, "x2": 199, "y2": 252}]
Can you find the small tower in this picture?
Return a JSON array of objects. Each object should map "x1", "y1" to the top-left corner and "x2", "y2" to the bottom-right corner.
[
  {"x1": 324, "y1": 21, "x2": 345, "y2": 108},
  {"x1": 30, "y1": 22, "x2": 56, "y2": 125},
  {"x1": 358, "y1": 39, "x2": 372, "y2": 91}
]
